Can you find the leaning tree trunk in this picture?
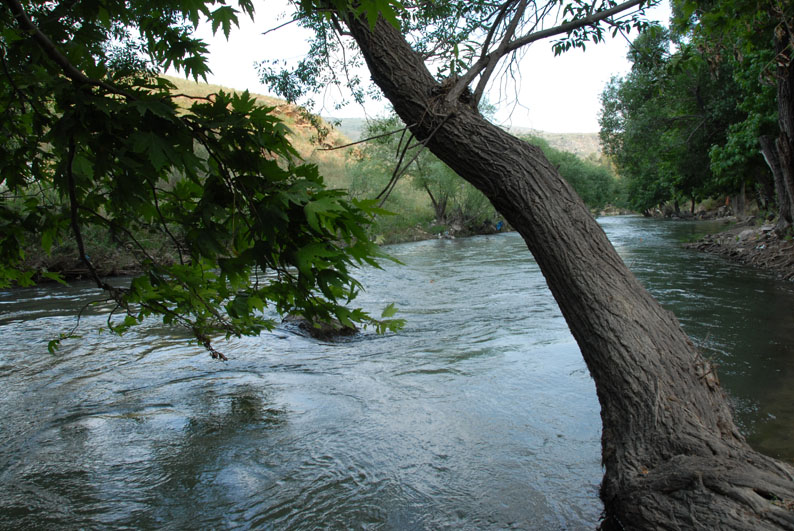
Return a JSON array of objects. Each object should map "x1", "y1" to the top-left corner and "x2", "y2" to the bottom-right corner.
[{"x1": 346, "y1": 16, "x2": 794, "y2": 529}]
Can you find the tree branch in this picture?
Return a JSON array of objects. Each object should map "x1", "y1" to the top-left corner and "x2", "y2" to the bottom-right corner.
[
  {"x1": 2, "y1": 0, "x2": 138, "y2": 101},
  {"x1": 449, "y1": 0, "x2": 649, "y2": 105},
  {"x1": 317, "y1": 125, "x2": 413, "y2": 150},
  {"x1": 469, "y1": 0, "x2": 528, "y2": 105},
  {"x1": 479, "y1": 0, "x2": 520, "y2": 61},
  {"x1": 504, "y1": 0, "x2": 648, "y2": 54},
  {"x1": 65, "y1": 138, "x2": 127, "y2": 305}
]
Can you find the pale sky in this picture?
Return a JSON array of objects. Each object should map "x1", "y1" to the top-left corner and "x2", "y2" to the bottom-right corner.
[{"x1": 183, "y1": 0, "x2": 671, "y2": 134}]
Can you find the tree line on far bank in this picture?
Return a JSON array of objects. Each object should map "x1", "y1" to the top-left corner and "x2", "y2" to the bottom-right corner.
[
  {"x1": 343, "y1": 113, "x2": 624, "y2": 242},
  {"x1": 600, "y1": 1, "x2": 794, "y2": 232}
]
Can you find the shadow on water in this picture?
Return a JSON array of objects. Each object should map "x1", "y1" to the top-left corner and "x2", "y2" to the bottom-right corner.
[{"x1": 0, "y1": 216, "x2": 792, "y2": 529}]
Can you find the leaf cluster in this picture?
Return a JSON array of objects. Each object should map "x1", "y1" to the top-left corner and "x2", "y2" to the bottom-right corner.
[{"x1": 1, "y1": 0, "x2": 403, "y2": 357}]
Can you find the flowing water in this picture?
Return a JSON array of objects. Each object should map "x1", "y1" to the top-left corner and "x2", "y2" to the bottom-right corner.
[{"x1": 1, "y1": 216, "x2": 792, "y2": 529}]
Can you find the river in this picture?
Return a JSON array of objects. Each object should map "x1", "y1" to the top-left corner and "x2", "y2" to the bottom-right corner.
[{"x1": 0, "y1": 216, "x2": 792, "y2": 529}]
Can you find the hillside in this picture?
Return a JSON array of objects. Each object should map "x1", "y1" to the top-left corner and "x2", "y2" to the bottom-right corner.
[
  {"x1": 325, "y1": 116, "x2": 602, "y2": 159},
  {"x1": 506, "y1": 127, "x2": 602, "y2": 159},
  {"x1": 167, "y1": 81, "x2": 600, "y2": 162},
  {"x1": 165, "y1": 77, "x2": 354, "y2": 189}
]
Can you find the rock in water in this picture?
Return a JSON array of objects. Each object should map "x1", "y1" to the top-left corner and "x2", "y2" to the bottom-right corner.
[{"x1": 282, "y1": 314, "x2": 358, "y2": 340}]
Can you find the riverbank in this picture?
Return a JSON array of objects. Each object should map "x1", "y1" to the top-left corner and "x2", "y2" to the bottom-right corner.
[
  {"x1": 685, "y1": 218, "x2": 794, "y2": 280},
  {"x1": 22, "y1": 220, "x2": 507, "y2": 283}
]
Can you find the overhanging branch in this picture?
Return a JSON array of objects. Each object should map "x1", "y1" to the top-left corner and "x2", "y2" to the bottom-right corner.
[
  {"x1": 449, "y1": 0, "x2": 650, "y2": 106},
  {"x1": 2, "y1": 0, "x2": 129, "y2": 97},
  {"x1": 504, "y1": 0, "x2": 649, "y2": 54}
]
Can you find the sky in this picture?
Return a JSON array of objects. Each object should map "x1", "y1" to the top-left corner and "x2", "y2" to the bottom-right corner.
[{"x1": 184, "y1": 0, "x2": 672, "y2": 134}]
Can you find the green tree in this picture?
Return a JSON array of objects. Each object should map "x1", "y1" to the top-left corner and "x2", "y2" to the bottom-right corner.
[
  {"x1": 351, "y1": 113, "x2": 495, "y2": 229},
  {"x1": 600, "y1": 28, "x2": 674, "y2": 213},
  {"x1": 0, "y1": 0, "x2": 402, "y2": 357},
  {"x1": 600, "y1": 27, "x2": 747, "y2": 214},
  {"x1": 675, "y1": 0, "x2": 794, "y2": 230},
  {"x1": 263, "y1": 1, "x2": 794, "y2": 527}
]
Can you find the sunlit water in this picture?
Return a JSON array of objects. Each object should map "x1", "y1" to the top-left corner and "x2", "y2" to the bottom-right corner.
[{"x1": 1, "y1": 216, "x2": 792, "y2": 529}]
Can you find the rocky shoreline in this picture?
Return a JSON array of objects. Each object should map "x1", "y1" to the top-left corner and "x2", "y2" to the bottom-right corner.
[{"x1": 685, "y1": 219, "x2": 794, "y2": 281}]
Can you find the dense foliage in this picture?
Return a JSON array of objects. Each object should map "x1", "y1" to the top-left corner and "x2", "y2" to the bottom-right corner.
[
  {"x1": 600, "y1": 0, "x2": 794, "y2": 222},
  {"x1": 0, "y1": 0, "x2": 403, "y2": 356},
  {"x1": 600, "y1": 27, "x2": 747, "y2": 213}
]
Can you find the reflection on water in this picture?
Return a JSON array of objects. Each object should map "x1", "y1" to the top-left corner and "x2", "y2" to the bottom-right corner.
[{"x1": 0, "y1": 216, "x2": 792, "y2": 529}]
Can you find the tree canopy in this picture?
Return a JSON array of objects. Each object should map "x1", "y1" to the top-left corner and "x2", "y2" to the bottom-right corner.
[
  {"x1": 600, "y1": 0, "x2": 794, "y2": 223},
  {"x1": 0, "y1": 0, "x2": 403, "y2": 357},
  {"x1": 599, "y1": 26, "x2": 751, "y2": 213}
]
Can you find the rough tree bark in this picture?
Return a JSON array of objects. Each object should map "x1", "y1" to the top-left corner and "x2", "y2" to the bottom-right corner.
[
  {"x1": 344, "y1": 16, "x2": 794, "y2": 529},
  {"x1": 774, "y1": 22, "x2": 794, "y2": 233}
]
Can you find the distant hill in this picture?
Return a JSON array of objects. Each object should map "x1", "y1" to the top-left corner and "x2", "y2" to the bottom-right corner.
[
  {"x1": 325, "y1": 116, "x2": 601, "y2": 159},
  {"x1": 161, "y1": 80, "x2": 601, "y2": 165},
  {"x1": 505, "y1": 127, "x2": 602, "y2": 159},
  {"x1": 164, "y1": 77, "x2": 356, "y2": 189},
  {"x1": 324, "y1": 117, "x2": 368, "y2": 143}
]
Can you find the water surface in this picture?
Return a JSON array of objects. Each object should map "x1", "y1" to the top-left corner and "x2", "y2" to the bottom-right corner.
[{"x1": 1, "y1": 215, "x2": 792, "y2": 529}]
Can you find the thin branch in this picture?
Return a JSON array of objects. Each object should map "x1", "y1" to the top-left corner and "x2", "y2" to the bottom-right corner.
[
  {"x1": 330, "y1": 14, "x2": 353, "y2": 37},
  {"x1": 376, "y1": 115, "x2": 452, "y2": 206},
  {"x1": 0, "y1": 49, "x2": 41, "y2": 115},
  {"x1": 65, "y1": 138, "x2": 126, "y2": 303},
  {"x1": 451, "y1": 0, "x2": 649, "y2": 105},
  {"x1": 479, "y1": 0, "x2": 520, "y2": 61},
  {"x1": 317, "y1": 126, "x2": 413, "y2": 150},
  {"x1": 2, "y1": 0, "x2": 132, "y2": 98},
  {"x1": 262, "y1": 16, "x2": 301, "y2": 37},
  {"x1": 149, "y1": 181, "x2": 185, "y2": 265},
  {"x1": 333, "y1": 24, "x2": 357, "y2": 106},
  {"x1": 469, "y1": 0, "x2": 528, "y2": 105},
  {"x1": 170, "y1": 92, "x2": 214, "y2": 102},
  {"x1": 684, "y1": 117, "x2": 706, "y2": 144},
  {"x1": 504, "y1": 0, "x2": 648, "y2": 54},
  {"x1": 376, "y1": 131, "x2": 415, "y2": 203},
  {"x1": 78, "y1": 205, "x2": 160, "y2": 268}
]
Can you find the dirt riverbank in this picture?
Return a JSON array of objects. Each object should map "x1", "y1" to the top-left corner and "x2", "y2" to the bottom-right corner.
[{"x1": 685, "y1": 219, "x2": 794, "y2": 280}]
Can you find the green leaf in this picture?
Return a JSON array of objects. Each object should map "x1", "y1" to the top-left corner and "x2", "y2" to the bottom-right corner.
[
  {"x1": 210, "y1": 5, "x2": 239, "y2": 39},
  {"x1": 40, "y1": 271, "x2": 67, "y2": 285},
  {"x1": 380, "y1": 302, "x2": 398, "y2": 318}
]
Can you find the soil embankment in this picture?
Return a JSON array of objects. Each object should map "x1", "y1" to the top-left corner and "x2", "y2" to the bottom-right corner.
[{"x1": 685, "y1": 219, "x2": 794, "y2": 280}]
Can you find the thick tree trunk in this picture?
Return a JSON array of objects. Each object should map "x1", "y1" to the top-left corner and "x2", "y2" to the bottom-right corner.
[{"x1": 346, "y1": 17, "x2": 794, "y2": 529}]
